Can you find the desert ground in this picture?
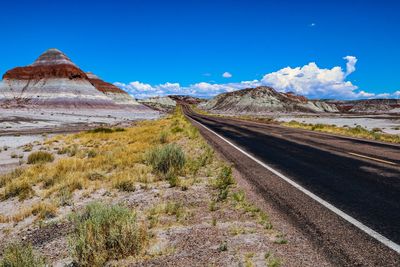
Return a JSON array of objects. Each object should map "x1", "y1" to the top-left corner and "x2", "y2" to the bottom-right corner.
[
  {"x1": 0, "y1": 108, "x2": 332, "y2": 267},
  {"x1": 0, "y1": 108, "x2": 159, "y2": 134},
  {"x1": 0, "y1": 108, "x2": 159, "y2": 175},
  {"x1": 275, "y1": 113, "x2": 400, "y2": 135}
]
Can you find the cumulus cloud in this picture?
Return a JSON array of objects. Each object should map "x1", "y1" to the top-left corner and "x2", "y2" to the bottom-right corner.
[
  {"x1": 114, "y1": 56, "x2": 398, "y2": 100},
  {"x1": 222, "y1": 72, "x2": 232, "y2": 78},
  {"x1": 115, "y1": 80, "x2": 260, "y2": 99},
  {"x1": 343, "y1": 56, "x2": 357, "y2": 76},
  {"x1": 260, "y1": 57, "x2": 361, "y2": 99}
]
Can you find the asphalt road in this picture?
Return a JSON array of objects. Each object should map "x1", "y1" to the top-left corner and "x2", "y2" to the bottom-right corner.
[{"x1": 183, "y1": 106, "x2": 400, "y2": 266}]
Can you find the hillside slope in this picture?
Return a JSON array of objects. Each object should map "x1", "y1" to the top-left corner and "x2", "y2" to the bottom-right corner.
[
  {"x1": 327, "y1": 99, "x2": 400, "y2": 113},
  {"x1": 200, "y1": 86, "x2": 338, "y2": 113}
]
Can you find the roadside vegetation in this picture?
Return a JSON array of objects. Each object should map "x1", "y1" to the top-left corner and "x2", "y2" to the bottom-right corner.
[
  {"x1": 69, "y1": 202, "x2": 147, "y2": 267},
  {"x1": 283, "y1": 120, "x2": 400, "y2": 144},
  {"x1": 27, "y1": 151, "x2": 54, "y2": 164},
  {"x1": 0, "y1": 107, "x2": 284, "y2": 266},
  {"x1": 0, "y1": 243, "x2": 46, "y2": 267}
]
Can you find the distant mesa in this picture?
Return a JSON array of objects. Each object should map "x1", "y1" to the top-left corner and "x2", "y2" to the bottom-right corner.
[
  {"x1": 0, "y1": 48, "x2": 140, "y2": 109},
  {"x1": 138, "y1": 96, "x2": 177, "y2": 113},
  {"x1": 139, "y1": 95, "x2": 205, "y2": 113},
  {"x1": 200, "y1": 86, "x2": 338, "y2": 113},
  {"x1": 326, "y1": 99, "x2": 400, "y2": 114}
]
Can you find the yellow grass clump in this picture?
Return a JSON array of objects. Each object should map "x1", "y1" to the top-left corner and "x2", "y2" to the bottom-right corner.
[
  {"x1": 283, "y1": 121, "x2": 400, "y2": 144},
  {"x1": 0, "y1": 107, "x2": 214, "y2": 221}
]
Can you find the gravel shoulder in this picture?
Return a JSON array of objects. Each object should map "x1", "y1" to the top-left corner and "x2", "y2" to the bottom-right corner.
[{"x1": 184, "y1": 106, "x2": 400, "y2": 266}]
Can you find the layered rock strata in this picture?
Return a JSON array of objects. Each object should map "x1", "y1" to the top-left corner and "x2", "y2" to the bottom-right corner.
[
  {"x1": 200, "y1": 86, "x2": 338, "y2": 113},
  {"x1": 0, "y1": 49, "x2": 117, "y2": 108}
]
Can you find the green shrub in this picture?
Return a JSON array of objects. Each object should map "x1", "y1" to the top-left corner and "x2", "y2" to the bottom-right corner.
[
  {"x1": 57, "y1": 146, "x2": 69, "y2": 155},
  {"x1": 219, "y1": 241, "x2": 228, "y2": 252},
  {"x1": 27, "y1": 151, "x2": 54, "y2": 164},
  {"x1": 114, "y1": 127, "x2": 126, "y2": 132},
  {"x1": 57, "y1": 188, "x2": 73, "y2": 206},
  {"x1": 186, "y1": 125, "x2": 199, "y2": 139},
  {"x1": 0, "y1": 243, "x2": 46, "y2": 267},
  {"x1": 216, "y1": 166, "x2": 234, "y2": 188},
  {"x1": 113, "y1": 179, "x2": 136, "y2": 192},
  {"x1": 87, "y1": 127, "x2": 125, "y2": 134},
  {"x1": 145, "y1": 144, "x2": 186, "y2": 175},
  {"x1": 164, "y1": 201, "x2": 184, "y2": 218},
  {"x1": 66, "y1": 145, "x2": 79, "y2": 157},
  {"x1": 214, "y1": 166, "x2": 234, "y2": 201},
  {"x1": 170, "y1": 126, "x2": 183, "y2": 133},
  {"x1": 159, "y1": 131, "x2": 169, "y2": 144},
  {"x1": 69, "y1": 202, "x2": 147, "y2": 267},
  {"x1": 186, "y1": 146, "x2": 214, "y2": 175},
  {"x1": 87, "y1": 127, "x2": 114, "y2": 134},
  {"x1": 87, "y1": 150, "x2": 97, "y2": 158},
  {"x1": 265, "y1": 252, "x2": 281, "y2": 267},
  {"x1": 166, "y1": 172, "x2": 179, "y2": 187}
]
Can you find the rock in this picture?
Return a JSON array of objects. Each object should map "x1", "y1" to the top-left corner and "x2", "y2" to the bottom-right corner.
[
  {"x1": 326, "y1": 99, "x2": 400, "y2": 114},
  {"x1": 200, "y1": 86, "x2": 338, "y2": 113},
  {"x1": 0, "y1": 49, "x2": 116, "y2": 108},
  {"x1": 0, "y1": 48, "x2": 151, "y2": 111},
  {"x1": 139, "y1": 96, "x2": 177, "y2": 112}
]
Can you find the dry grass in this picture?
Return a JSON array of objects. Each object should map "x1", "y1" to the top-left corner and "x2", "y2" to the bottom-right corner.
[
  {"x1": 0, "y1": 107, "x2": 210, "y2": 221},
  {"x1": 0, "y1": 202, "x2": 58, "y2": 223},
  {"x1": 283, "y1": 121, "x2": 400, "y2": 144},
  {"x1": 69, "y1": 202, "x2": 147, "y2": 267},
  {"x1": 27, "y1": 151, "x2": 54, "y2": 164}
]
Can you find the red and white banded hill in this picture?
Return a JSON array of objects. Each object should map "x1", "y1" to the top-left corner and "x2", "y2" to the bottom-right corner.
[{"x1": 0, "y1": 48, "x2": 140, "y2": 109}]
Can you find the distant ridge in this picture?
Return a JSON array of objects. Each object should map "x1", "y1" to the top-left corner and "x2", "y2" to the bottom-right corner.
[
  {"x1": 200, "y1": 86, "x2": 338, "y2": 113},
  {"x1": 326, "y1": 99, "x2": 400, "y2": 113}
]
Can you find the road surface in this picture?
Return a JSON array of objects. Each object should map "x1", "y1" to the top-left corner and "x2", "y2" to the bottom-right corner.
[{"x1": 183, "y1": 105, "x2": 400, "y2": 266}]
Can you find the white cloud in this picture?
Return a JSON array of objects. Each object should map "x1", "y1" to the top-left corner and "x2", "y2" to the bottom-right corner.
[
  {"x1": 310, "y1": 23, "x2": 316, "y2": 27},
  {"x1": 114, "y1": 56, "x2": 398, "y2": 100},
  {"x1": 260, "y1": 57, "x2": 360, "y2": 99},
  {"x1": 343, "y1": 56, "x2": 357, "y2": 76},
  {"x1": 222, "y1": 72, "x2": 232, "y2": 78}
]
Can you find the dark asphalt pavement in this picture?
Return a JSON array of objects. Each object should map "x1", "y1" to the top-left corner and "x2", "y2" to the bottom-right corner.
[{"x1": 183, "y1": 106, "x2": 400, "y2": 265}]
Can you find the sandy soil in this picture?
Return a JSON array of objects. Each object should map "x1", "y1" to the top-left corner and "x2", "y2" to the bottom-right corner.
[
  {"x1": 0, "y1": 107, "x2": 159, "y2": 134},
  {"x1": 0, "y1": 107, "x2": 160, "y2": 174},
  {"x1": 197, "y1": 108, "x2": 400, "y2": 135},
  {"x1": 274, "y1": 114, "x2": 400, "y2": 134},
  {"x1": 0, "y1": 135, "x2": 50, "y2": 174}
]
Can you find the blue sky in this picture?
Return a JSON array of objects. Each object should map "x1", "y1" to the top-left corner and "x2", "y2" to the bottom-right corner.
[{"x1": 1, "y1": 0, "x2": 399, "y2": 99}]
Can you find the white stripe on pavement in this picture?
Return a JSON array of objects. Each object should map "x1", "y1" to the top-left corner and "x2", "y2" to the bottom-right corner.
[{"x1": 190, "y1": 116, "x2": 400, "y2": 254}]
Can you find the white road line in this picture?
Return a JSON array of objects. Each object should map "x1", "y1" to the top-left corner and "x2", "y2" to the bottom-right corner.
[
  {"x1": 348, "y1": 152, "x2": 398, "y2": 166},
  {"x1": 190, "y1": 116, "x2": 400, "y2": 254}
]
